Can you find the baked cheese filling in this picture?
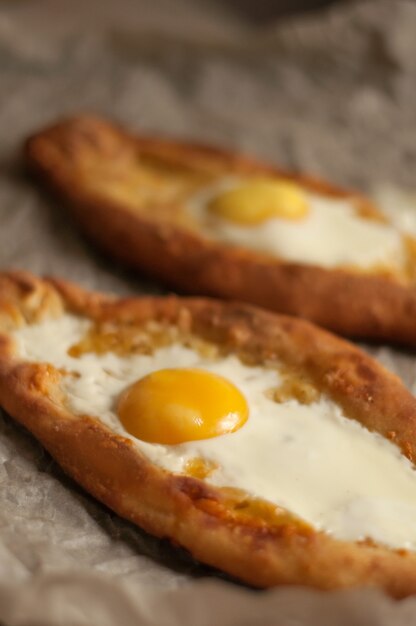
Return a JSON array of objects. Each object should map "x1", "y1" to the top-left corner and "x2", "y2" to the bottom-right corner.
[
  {"x1": 186, "y1": 178, "x2": 406, "y2": 271},
  {"x1": 13, "y1": 314, "x2": 416, "y2": 550},
  {"x1": 373, "y1": 185, "x2": 416, "y2": 237}
]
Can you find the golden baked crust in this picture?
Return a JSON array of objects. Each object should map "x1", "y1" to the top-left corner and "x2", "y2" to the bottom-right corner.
[
  {"x1": 24, "y1": 115, "x2": 416, "y2": 346},
  {"x1": 2, "y1": 271, "x2": 416, "y2": 597}
]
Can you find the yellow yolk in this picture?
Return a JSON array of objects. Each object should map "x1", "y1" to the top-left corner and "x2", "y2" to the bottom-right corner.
[
  {"x1": 117, "y1": 368, "x2": 249, "y2": 444},
  {"x1": 208, "y1": 179, "x2": 309, "y2": 225}
]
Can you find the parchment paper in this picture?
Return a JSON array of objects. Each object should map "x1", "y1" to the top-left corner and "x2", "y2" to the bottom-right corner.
[{"x1": 2, "y1": 0, "x2": 416, "y2": 623}]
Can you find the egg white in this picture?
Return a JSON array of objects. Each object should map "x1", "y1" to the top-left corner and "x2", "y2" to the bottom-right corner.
[
  {"x1": 12, "y1": 314, "x2": 416, "y2": 550},
  {"x1": 186, "y1": 178, "x2": 405, "y2": 271}
]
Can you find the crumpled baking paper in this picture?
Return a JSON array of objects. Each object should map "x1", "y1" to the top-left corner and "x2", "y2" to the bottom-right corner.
[
  {"x1": 3, "y1": 572, "x2": 416, "y2": 626},
  {"x1": 2, "y1": 0, "x2": 416, "y2": 623}
]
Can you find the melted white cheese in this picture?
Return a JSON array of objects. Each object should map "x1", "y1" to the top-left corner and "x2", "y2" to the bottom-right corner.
[
  {"x1": 187, "y1": 179, "x2": 405, "y2": 270},
  {"x1": 13, "y1": 314, "x2": 416, "y2": 550},
  {"x1": 373, "y1": 185, "x2": 416, "y2": 237}
]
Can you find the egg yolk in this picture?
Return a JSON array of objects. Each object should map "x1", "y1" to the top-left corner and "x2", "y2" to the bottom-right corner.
[
  {"x1": 117, "y1": 368, "x2": 249, "y2": 445},
  {"x1": 208, "y1": 178, "x2": 309, "y2": 225}
]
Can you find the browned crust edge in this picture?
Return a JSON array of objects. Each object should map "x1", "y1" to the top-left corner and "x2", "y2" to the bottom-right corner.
[
  {"x1": 24, "y1": 115, "x2": 416, "y2": 347},
  {"x1": 2, "y1": 271, "x2": 416, "y2": 597}
]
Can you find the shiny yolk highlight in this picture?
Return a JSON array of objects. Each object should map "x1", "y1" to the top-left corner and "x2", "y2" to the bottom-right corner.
[
  {"x1": 117, "y1": 368, "x2": 249, "y2": 445},
  {"x1": 208, "y1": 178, "x2": 309, "y2": 225}
]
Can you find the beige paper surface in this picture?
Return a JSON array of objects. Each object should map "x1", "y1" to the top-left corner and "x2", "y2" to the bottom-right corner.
[{"x1": 1, "y1": 0, "x2": 416, "y2": 623}]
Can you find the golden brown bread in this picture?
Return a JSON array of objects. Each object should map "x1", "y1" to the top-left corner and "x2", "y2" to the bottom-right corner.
[
  {"x1": 24, "y1": 115, "x2": 416, "y2": 346},
  {"x1": 2, "y1": 271, "x2": 416, "y2": 596}
]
